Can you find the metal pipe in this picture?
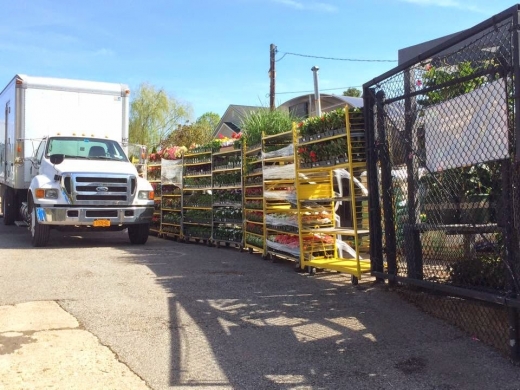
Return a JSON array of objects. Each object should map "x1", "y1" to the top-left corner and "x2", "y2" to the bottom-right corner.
[{"x1": 311, "y1": 66, "x2": 321, "y2": 117}]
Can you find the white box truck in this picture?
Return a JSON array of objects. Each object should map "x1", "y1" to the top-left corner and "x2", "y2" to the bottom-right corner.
[{"x1": 0, "y1": 74, "x2": 155, "y2": 247}]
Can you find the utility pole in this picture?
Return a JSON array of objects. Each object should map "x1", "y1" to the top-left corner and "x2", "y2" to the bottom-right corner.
[
  {"x1": 311, "y1": 66, "x2": 321, "y2": 117},
  {"x1": 269, "y1": 44, "x2": 276, "y2": 111}
]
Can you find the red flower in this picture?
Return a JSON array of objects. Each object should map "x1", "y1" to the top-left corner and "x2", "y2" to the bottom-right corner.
[
  {"x1": 219, "y1": 134, "x2": 224, "y2": 139},
  {"x1": 416, "y1": 80, "x2": 422, "y2": 87}
]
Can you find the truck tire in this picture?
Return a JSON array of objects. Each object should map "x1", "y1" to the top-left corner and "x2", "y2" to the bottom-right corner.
[
  {"x1": 3, "y1": 187, "x2": 17, "y2": 225},
  {"x1": 30, "y1": 202, "x2": 50, "y2": 247},
  {"x1": 128, "y1": 223, "x2": 149, "y2": 245}
]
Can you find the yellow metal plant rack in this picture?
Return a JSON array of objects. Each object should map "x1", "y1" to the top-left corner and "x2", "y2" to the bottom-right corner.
[{"x1": 294, "y1": 108, "x2": 370, "y2": 284}]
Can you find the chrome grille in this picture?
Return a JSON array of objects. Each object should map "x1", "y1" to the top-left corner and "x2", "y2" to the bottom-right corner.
[{"x1": 62, "y1": 173, "x2": 135, "y2": 205}]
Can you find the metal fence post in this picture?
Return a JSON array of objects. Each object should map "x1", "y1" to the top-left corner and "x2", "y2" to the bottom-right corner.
[
  {"x1": 364, "y1": 87, "x2": 384, "y2": 282},
  {"x1": 404, "y1": 69, "x2": 423, "y2": 280},
  {"x1": 502, "y1": 160, "x2": 520, "y2": 361},
  {"x1": 376, "y1": 90, "x2": 397, "y2": 283},
  {"x1": 508, "y1": 9, "x2": 520, "y2": 361}
]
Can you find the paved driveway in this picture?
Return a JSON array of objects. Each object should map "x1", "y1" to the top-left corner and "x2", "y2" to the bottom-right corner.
[{"x1": 0, "y1": 223, "x2": 519, "y2": 389}]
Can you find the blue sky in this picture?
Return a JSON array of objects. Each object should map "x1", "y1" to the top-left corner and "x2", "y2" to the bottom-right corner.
[{"x1": 0, "y1": 0, "x2": 517, "y2": 120}]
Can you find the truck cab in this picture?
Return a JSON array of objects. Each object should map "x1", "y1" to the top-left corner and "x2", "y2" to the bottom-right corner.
[{"x1": 27, "y1": 135, "x2": 155, "y2": 247}]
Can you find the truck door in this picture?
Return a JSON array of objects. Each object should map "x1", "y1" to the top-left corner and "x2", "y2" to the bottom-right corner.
[{"x1": 32, "y1": 139, "x2": 46, "y2": 177}]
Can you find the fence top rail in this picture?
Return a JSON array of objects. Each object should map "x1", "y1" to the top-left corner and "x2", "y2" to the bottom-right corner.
[{"x1": 363, "y1": 4, "x2": 519, "y2": 89}]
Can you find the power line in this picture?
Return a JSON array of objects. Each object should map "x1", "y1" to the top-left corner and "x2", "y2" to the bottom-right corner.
[{"x1": 276, "y1": 51, "x2": 397, "y2": 63}]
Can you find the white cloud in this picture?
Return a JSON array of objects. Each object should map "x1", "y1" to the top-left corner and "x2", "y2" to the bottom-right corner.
[
  {"x1": 272, "y1": 0, "x2": 338, "y2": 13},
  {"x1": 399, "y1": 0, "x2": 485, "y2": 13}
]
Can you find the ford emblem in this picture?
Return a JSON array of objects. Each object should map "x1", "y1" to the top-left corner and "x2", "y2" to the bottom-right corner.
[{"x1": 96, "y1": 186, "x2": 109, "y2": 192}]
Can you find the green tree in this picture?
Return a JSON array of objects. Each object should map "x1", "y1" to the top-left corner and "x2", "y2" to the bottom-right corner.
[
  {"x1": 129, "y1": 83, "x2": 192, "y2": 150},
  {"x1": 196, "y1": 112, "x2": 220, "y2": 132},
  {"x1": 162, "y1": 119, "x2": 215, "y2": 149},
  {"x1": 343, "y1": 87, "x2": 361, "y2": 97}
]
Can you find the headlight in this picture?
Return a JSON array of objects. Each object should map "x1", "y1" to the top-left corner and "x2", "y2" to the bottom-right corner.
[
  {"x1": 138, "y1": 190, "x2": 154, "y2": 200},
  {"x1": 35, "y1": 188, "x2": 59, "y2": 199}
]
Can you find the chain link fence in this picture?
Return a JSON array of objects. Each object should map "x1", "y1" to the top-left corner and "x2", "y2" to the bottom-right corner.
[{"x1": 363, "y1": 7, "x2": 520, "y2": 359}]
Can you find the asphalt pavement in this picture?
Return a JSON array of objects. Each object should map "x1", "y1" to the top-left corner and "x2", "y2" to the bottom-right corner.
[{"x1": 0, "y1": 222, "x2": 519, "y2": 390}]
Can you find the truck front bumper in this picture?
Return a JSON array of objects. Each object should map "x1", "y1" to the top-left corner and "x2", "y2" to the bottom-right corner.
[{"x1": 34, "y1": 206, "x2": 154, "y2": 226}]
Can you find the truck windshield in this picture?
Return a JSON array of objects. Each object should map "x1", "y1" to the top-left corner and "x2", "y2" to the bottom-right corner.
[{"x1": 46, "y1": 137, "x2": 129, "y2": 162}]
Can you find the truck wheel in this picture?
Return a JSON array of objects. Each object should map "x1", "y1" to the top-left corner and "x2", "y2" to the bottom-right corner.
[
  {"x1": 3, "y1": 188, "x2": 17, "y2": 225},
  {"x1": 30, "y1": 203, "x2": 50, "y2": 247},
  {"x1": 128, "y1": 223, "x2": 149, "y2": 245}
]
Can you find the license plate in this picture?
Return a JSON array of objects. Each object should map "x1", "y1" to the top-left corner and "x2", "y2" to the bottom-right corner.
[{"x1": 93, "y1": 219, "x2": 111, "y2": 227}]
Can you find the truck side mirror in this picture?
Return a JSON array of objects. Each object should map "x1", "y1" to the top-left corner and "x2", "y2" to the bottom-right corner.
[{"x1": 50, "y1": 154, "x2": 65, "y2": 165}]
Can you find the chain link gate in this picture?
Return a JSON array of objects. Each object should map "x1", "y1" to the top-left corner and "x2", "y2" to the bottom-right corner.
[{"x1": 363, "y1": 6, "x2": 520, "y2": 359}]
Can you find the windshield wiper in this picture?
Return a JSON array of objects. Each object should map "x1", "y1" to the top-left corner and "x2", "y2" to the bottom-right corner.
[
  {"x1": 53, "y1": 155, "x2": 89, "y2": 159},
  {"x1": 87, "y1": 155, "x2": 117, "y2": 160}
]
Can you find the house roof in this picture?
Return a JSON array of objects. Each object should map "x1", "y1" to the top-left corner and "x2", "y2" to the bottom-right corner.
[
  {"x1": 213, "y1": 104, "x2": 263, "y2": 137},
  {"x1": 278, "y1": 93, "x2": 363, "y2": 112},
  {"x1": 331, "y1": 95, "x2": 364, "y2": 108}
]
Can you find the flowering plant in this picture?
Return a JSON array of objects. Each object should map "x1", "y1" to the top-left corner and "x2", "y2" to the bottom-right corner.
[
  {"x1": 246, "y1": 233, "x2": 264, "y2": 248},
  {"x1": 149, "y1": 145, "x2": 187, "y2": 161},
  {"x1": 246, "y1": 222, "x2": 263, "y2": 235},
  {"x1": 213, "y1": 226, "x2": 242, "y2": 242},
  {"x1": 184, "y1": 177, "x2": 211, "y2": 188},
  {"x1": 216, "y1": 134, "x2": 234, "y2": 148},
  {"x1": 298, "y1": 108, "x2": 347, "y2": 138},
  {"x1": 213, "y1": 207, "x2": 242, "y2": 221},
  {"x1": 213, "y1": 189, "x2": 242, "y2": 205},
  {"x1": 189, "y1": 143, "x2": 212, "y2": 153},
  {"x1": 213, "y1": 155, "x2": 241, "y2": 170},
  {"x1": 183, "y1": 193, "x2": 212, "y2": 207},
  {"x1": 184, "y1": 226, "x2": 212, "y2": 239},
  {"x1": 245, "y1": 210, "x2": 263, "y2": 222},
  {"x1": 245, "y1": 199, "x2": 263, "y2": 209},
  {"x1": 268, "y1": 234, "x2": 300, "y2": 248},
  {"x1": 213, "y1": 172, "x2": 241, "y2": 187},
  {"x1": 163, "y1": 211, "x2": 181, "y2": 224},
  {"x1": 147, "y1": 165, "x2": 161, "y2": 180},
  {"x1": 184, "y1": 209, "x2": 212, "y2": 222},
  {"x1": 245, "y1": 187, "x2": 263, "y2": 197},
  {"x1": 232, "y1": 132, "x2": 243, "y2": 149},
  {"x1": 162, "y1": 146, "x2": 186, "y2": 160},
  {"x1": 298, "y1": 139, "x2": 347, "y2": 165}
]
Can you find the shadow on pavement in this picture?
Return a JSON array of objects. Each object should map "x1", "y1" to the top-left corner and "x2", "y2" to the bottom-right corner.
[{"x1": 120, "y1": 235, "x2": 520, "y2": 390}]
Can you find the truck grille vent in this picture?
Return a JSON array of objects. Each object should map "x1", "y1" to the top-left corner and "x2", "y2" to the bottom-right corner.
[
  {"x1": 76, "y1": 185, "x2": 127, "y2": 192},
  {"x1": 62, "y1": 173, "x2": 135, "y2": 205},
  {"x1": 77, "y1": 195, "x2": 127, "y2": 201},
  {"x1": 76, "y1": 177, "x2": 128, "y2": 184},
  {"x1": 86, "y1": 210, "x2": 118, "y2": 218}
]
